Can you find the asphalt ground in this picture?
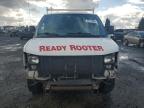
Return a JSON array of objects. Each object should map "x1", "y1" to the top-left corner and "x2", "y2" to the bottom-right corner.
[{"x1": 0, "y1": 34, "x2": 144, "y2": 108}]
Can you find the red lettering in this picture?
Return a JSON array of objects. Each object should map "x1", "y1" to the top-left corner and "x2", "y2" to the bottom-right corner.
[
  {"x1": 69, "y1": 45, "x2": 76, "y2": 51},
  {"x1": 92, "y1": 46, "x2": 98, "y2": 51},
  {"x1": 39, "y1": 45, "x2": 104, "y2": 52},
  {"x1": 51, "y1": 46, "x2": 57, "y2": 51},
  {"x1": 76, "y1": 46, "x2": 82, "y2": 50},
  {"x1": 97, "y1": 46, "x2": 104, "y2": 51},
  {"x1": 46, "y1": 46, "x2": 50, "y2": 51},
  {"x1": 61, "y1": 46, "x2": 66, "y2": 51},
  {"x1": 56, "y1": 46, "x2": 62, "y2": 51},
  {"x1": 87, "y1": 46, "x2": 93, "y2": 51},
  {"x1": 39, "y1": 46, "x2": 45, "y2": 52},
  {"x1": 82, "y1": 46, "x2": 88, "y2": 50}
]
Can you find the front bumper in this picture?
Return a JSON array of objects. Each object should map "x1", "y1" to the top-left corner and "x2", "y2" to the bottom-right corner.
[
  {"x1": 45, "y1": 79, "x2": 101, "y2": 91},
  {"x1": 26, "y1": 69, "x2": 117, "y2": 91},
  {"x1": 26, "y1": 69, "x2": 117, "y2": 80}
]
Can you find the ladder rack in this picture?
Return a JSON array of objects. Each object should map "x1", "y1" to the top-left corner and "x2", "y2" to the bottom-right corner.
[{"x1": 46, "y1": 8, "x2": 95, "y2": 14}]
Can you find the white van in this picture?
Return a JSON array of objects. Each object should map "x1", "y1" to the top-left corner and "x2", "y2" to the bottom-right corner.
[{"x1": 23, "y1": 9, "x2": 119, "y2": 95}]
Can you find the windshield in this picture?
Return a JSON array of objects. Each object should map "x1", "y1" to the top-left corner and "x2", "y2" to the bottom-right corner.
[{"x1": 36, "y1": 14, "x2": 106, "y2": 37}]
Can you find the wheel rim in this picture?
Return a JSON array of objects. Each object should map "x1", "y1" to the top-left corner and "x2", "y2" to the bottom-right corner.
[{"x1": 124, "y1": 40, "x2": 128, "y2": 46}]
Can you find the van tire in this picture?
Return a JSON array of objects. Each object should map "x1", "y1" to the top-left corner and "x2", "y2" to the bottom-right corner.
[
  {"x1": 99, "y1": 79, "x2": 115, "y2": 94},
  {"x1": 20, "y1": 37, "x2": 24, "y2": 40},
  {"x1": 138, "y1": 41, "x2": 144, "y2": 48},
  {"x1": 27, "y1": 79, "x2": 44, "y2": 95},
  {"x1": 123, "y1": 39, "x2": 129, "y2": 46}
]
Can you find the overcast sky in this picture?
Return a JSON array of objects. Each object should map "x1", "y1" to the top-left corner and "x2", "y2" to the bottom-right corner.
[{"x1": 0, "y1": 0, "x2": 143, "y2": 29}]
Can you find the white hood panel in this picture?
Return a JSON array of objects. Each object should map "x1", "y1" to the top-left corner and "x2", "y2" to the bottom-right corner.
[{"x1": 23, "y1": 38, "x2": 119, "y2": 56}]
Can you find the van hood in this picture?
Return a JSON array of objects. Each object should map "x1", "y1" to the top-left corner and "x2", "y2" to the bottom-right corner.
[{"x1": 23, "y1": 38, "x2": 119, "y2": 56}]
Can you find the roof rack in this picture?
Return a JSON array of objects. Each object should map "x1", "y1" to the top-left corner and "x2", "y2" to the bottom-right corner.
[{"x1": 46, "y1": 8, "x2": 95, "y2": 14}]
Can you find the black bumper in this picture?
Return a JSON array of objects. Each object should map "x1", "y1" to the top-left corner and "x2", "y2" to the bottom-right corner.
[{"x1": 45, "y1": 79, "x2": 101, "y2": 91}]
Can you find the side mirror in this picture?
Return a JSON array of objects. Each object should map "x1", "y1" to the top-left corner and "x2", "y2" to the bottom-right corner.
[{"x1": 107, "y1": 34, "x2": 114, "y2": 39}]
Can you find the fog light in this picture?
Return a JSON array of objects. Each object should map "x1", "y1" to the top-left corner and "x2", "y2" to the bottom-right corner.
[
  {"x1": 104, "y1": 70, "x2": 116, "y2": 78},
  {"x1": 27, "y1": 71, "x2": 35, "y2": 78},
  {"x1": 27, "y1": 71, "x2": 38, "y2": 79},
  {"x1": 104, "y1": 70, "x2": 110, "y2": 77}
]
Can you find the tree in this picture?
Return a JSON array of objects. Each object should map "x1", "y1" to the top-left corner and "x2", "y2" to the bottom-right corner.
[
  {"x1": 138, "y1": 17, "x2": 144, "y2": 30},
  {"x1": 105, "y1": 18, "x2": 111, "y2": 27},
  {"x1": 105, "y1": 18, "x2": 114, "y2": 34}
]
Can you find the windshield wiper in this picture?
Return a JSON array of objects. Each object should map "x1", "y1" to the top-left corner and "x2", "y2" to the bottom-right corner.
[
  {"x1": 37, "y1": 32, "x2": 62, "y2": 37},
  {"x1": 37, "y1": 32, "x2": 102, "y2": 38},
  {"x1": 66, "y1": 32, "x2": 100, "y2": 37}
]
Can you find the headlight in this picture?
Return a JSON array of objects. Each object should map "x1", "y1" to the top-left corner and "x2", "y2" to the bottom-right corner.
[
  {"x1": 28, "y1": 55, "x2": 39, "y2": 64},
  {"x1": 104, "y1": 54, "x2": 115, "y2": 64}
]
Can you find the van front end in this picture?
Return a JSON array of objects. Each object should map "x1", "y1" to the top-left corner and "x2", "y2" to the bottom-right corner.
[
  {"x1": 25, "y1": 54, "x2": 118, "y2": 91},
  {"x1": 23, "y1": 38, "x2": 119, "y2": 95},
  {"x1": 23, "y1": 13, "x2": 119, "y2": 95}
]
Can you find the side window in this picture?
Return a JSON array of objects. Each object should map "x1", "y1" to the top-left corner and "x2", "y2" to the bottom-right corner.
[
  {"x1": 39, "y1": 23, "x2": 45, "y2": 33},
  {"x1": 133, "y1": 32, "x2": 139, "y2": 37},
  {"x1": 128, "y1": 32, "x2": 133, "y2": 37},
  {"x1": 136, "y1": 32, "x2": 140, "y2": 37},
  {"x1": 129, "y1": 32, "x2": 137, "y2": 37},
  {"x1": 132, "y1": 32, "x2": 136, "y2": 37}
]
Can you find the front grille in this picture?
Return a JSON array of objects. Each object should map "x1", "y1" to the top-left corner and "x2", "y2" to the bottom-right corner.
[{"x1": 38, "y1": 56, "x2": 104, "y2": 79}]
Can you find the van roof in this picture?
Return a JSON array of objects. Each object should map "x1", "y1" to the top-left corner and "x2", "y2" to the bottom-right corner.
[
  {"x1": 45, "y1": 12, "x2": 96, "y2": 16},
  {"x1": 46, "y1": 8, "x2": 95, "y2": 15}
]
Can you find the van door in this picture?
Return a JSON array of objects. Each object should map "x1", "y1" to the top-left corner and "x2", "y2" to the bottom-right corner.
[
  {"x1": 127, "y1": 32, "x2": 133, "y2": 43},
  {"x1": 132, "y1": 32, "x2": 139, "y2": 44}
]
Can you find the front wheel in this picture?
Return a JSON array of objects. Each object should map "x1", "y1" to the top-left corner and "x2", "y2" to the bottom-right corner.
[
  {"x1": 20, "y1": 37, "x2": 24, "y2": 40},
  {"x1": 27, "y1": 79, "x2": 44, "y2": 95},
  {"x1": 138, "y1": 41, "x2": 144, "y2": 48},
  {"x1": 123, "y1": 39, "x2": 129, "y2": 46},
  {"x1": 99, "y1": 79, "x2": 115, "y2": 94}
]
